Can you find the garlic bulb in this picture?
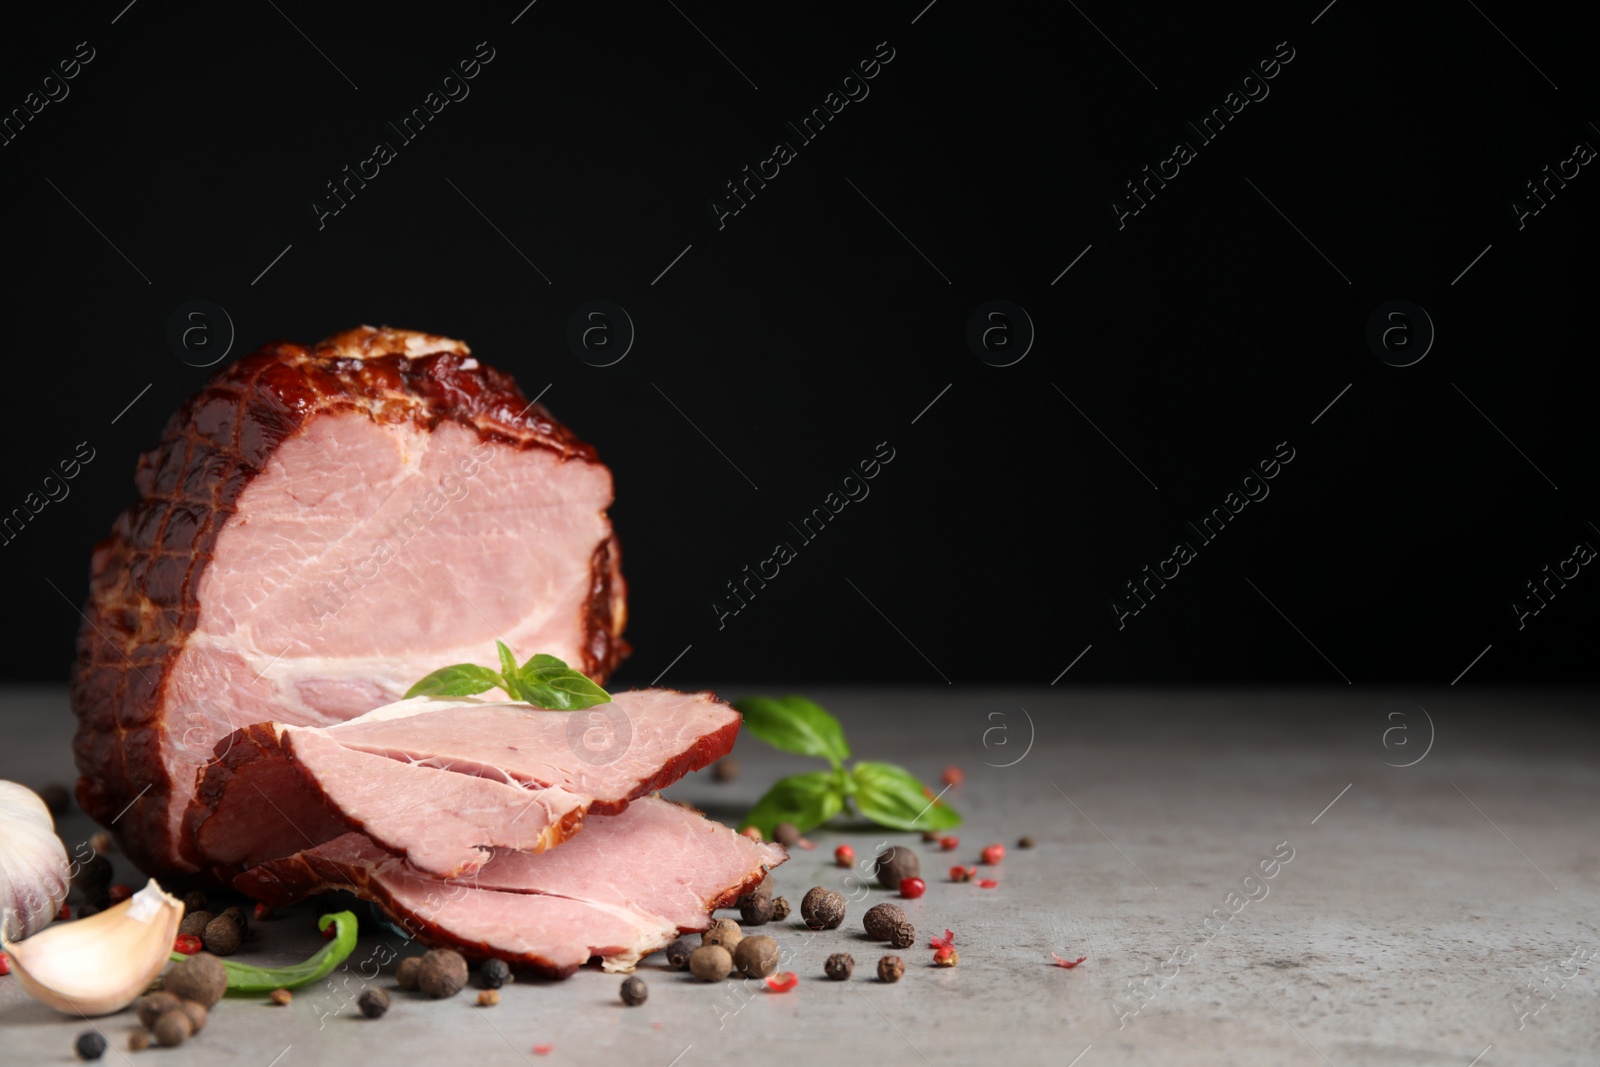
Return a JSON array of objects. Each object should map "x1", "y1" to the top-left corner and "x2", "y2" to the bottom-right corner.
[
  {"x1": 2, "y1": 878, "x2": 183, "y2": 1015},
  {"x1": 0, "y1": 780, "x2": 71, "y2": 942}
]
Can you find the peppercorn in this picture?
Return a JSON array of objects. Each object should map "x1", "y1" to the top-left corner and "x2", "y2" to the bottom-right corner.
[
  {"x1": 899, "y1": 877, "x2": 927, "y2": 900},
  {"x1": 939, "y1": 836, "x2": 959, "y2": 851},
  {"x1": 863, "y1": 902, "x2": 907, "y2": 940},
  {"x1": 396, "y1": 956, "x2": 423, "y2": 990},
  {"x1": 137, "y1": 992, "x2": 182, "y2": 1030},
  {"x1": 739, "y1": 892, "x2": 774, "y2": 925},
  {"x1": 664, "y1": 938, "x2": 694, "y2": 970},
  {"x1": 933, "y1": 947, "x2": 959, "y2": 967},
  {"x1": 890, "y1": 921, "x2": 916, "y2": 949},
  {"x1": 732, "y1": 935, "x2": 779, "y2": 979},
  {"x1": 164, "y1": 953, "x2": 227, "y2": 1007},
  {"x1": 800, "y1": 887, "x2": 845, "y2": 930},
  {"x1": 941, "y1": 766, "x2": 964, "y2": 788},
  {"x1": 834, "y1": 844, "x2": 855, "y2": 867},
  {"x1": 359, "y1": 987, "x2": 390, "y2": 1018},
  {"x1": 770, "y1": 897, "x2": 791, "y2": 922},
  {"x1": 824, "y1": 953, "x2": 854, "y2": 981},
  {"x1": 270, "y1": 988, "x2": 292, "y2": 1006},
  {"x1": 689, "y1": 944, "x2": 733, "y2": 981},
  {"x1": 89, "y1": 831, "x2": 113, "y2": 855},
  {"x1": 153, "y1": 1010, "x2": 192, "y2": 1047},
  {"x1": 127, "y1": 1033, "x2": 150, "y2": 1052},
  {"x1": 874, "y1": 847, "x2": 920, "y2": 890},
  {"x1": 181, "y1": 889, "x2": 209, "y2": 914},
  {"x1": 877, "y1": 956, "x2": 906, "y2": 983},
  {"x1": 950, "y1": 865, "x2": 974, "y2": 883},
  {"x1": 773, "y1": 823, "x2": 801, "y2": 846},
  {"x1": 477, "y1": 990, "x2": 500, "y2": 1007},
  {"x1": 178, "y1": 910, "x2": 213, "y2": 938},
  {"x1": 711, "y1": 757, "x2": 738, "y2": 782},
  {"x1": 202, "y1": 914, "x2": 241, "y2": 955},
  {"x1": 981, "y1": 843, "x2": 1006, "y2": 865},
  {"x1": 74, "y1": 1029, "x2": 107, "y2": 1060},
  {"x1": 921, "y1": 831, "x2": 939, "y2": 843},
  {"x1": 418, "y1": 949, "x2": 469, "y2": 998},
  {"x1": 177, "y1": 1000, "x2": 207, "y2": 1035},
  {"x1": 701, "y1": 918, "x2": 743, "y2": 952},
  {"x1": 479, "y1": 958, "x2": 512, "y2": 989},
  {"x1": 1018, "y1": 835, "x2": 1036, "y2": 849},
  {"x1": 620, "y1": 976, "x2": 648, "y2": 1006},
  {"x1": 219, "y1": 905, "x2": 249, "y2": 935}
]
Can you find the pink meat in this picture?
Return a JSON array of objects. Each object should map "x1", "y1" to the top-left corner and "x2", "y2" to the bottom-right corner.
[
  {"x1": 235, "y1": 797, "x2": 786, "y2": 976},
  {"x1": 187, "y1": 689, "x2": 742, "y2": 879}
]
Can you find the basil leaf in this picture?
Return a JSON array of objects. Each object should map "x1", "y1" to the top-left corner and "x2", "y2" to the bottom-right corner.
[
  {"x1": 739, "y1": 770, "x2": 845, "y2": 837},
  {"x1": 521, "y1": 653, "x2": 569, "y2": 672},
  {"x1": 732, "y1": 696, "x2": 851, "y2": 768},
  {"x1": 852, "y1": 760, "x2": 961, "y2": 831},
  {"x1": 507, "y1": 667, "x2": 611, "y2": 711},
  {"x1": 404, "y1": 663, "x2": 503, "y2": 699},
  {"x1": 496, "y1": 640, "x2": 519, "y2": 679},
  {"x1": 168, "y1": 911, "x2": 359, "y2": 994}
]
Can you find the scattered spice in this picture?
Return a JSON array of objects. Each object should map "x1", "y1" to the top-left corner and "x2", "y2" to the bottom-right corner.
[
  {"x1": 396, "y1": 956, "x2": 422, "y2": 990},
  {"x1": 89, "y1": 831, "x2": 113, "y2": 855},
  {"x1": 533, "y1": 1044, "x2": 554, "y2": 1055},
  {"x1": 479, "y1": 958, "x2": 512, "y2": 989},
  {"x1": 218, "y1": 905, "x2": 249, "y2": 935},
  {"x1": 711, "y1": 757, "x2": 738, "y2": 782},
  {"x1": 834, "y1": 844, "x2": 855, "y2": 867},
  {"x1": 765, "y1": 971, "x2": 798, "y2": 993},
  {"x1": 269, "y1": 988, "x2": 292, "y2": 1006},
  {"x1": 800, "y1": 887, "x2": 845, "y2": 930},
  {"x1": 1018, "y1": 836, "x2": 1036, "y2": 849},
  {"x1": 921, "y1": 831, "x2": 939, "y2": 843},
  {"x1": 1051, "y1": 953, "x2": 1087, "y2": 969},
  {"x1": 933, "y1": 946, "x2": 959, "y2": 967},
  {"x1": 978, "y1": 879, "x2": 998, "y2": 889},
  {"x1": 733, "y1": 935, "x2": 778, "y2": 979},
  {"x1": 874, "y1": 846, "x2": 920, "y2": 890},
  {"x1": 137, "y1": 993, "x2": 182, "y2": 1030},
  {"x1": 701, "y1": 918, "x2": 743, "y2": 952},
  {"x1": 890, "y1": 921, "x2": 916, "y2": 949},
  {"x1": 153, "y1": 1010, "x2": 192, "y2": 1047},
  {"x1": 177, "y1": 1000, "x2": 207, "y2": 1034},
  {"x1": 164, "y1": 953, "x2": 226, "y2": 1007},
  {"x1": 252, "y1": 903, "x2": 276, "y2": 922},
  {"x1": 941, "y1": 766, "x2": 965, "y2": 788},
  {"x1": 172, "y1": 934, "x2": 202, "y2": 956},
  {"x1": 664, "y1": 938, "x2": 694, "y2": 970},
  {"x1": 939, "y1": 836, "x2": 959, "y2": 851},
  {"x1": 181, "y1": 890, "x2": 208, "y2": 914},
  {"x1": 770, "y1": 896, "x2": 791, "y2": 922},
  {"x1": 877, "y1": 956, "x2": 905, "y2": 983},
  {"x1": 178, "y1": 911, "x2": 213, "y2": 938},
  {"x1": 981, "y1": 844, "x2": 1006, "y2": 865},
  {"x1": 201, "y1": 914, "x2": 242, "y2": 955},
  {"x1": 929, "y1": 930, "x2": 955, "y2": 951},
  {"x1": 824, "y1": 953, "x2": 854, "y2": 981},
  {"x1": 949, "y1": 866, "x2": 973, "y2": 883},
  {"x1": 689, "y1": 944, "x2": 733, "y2": 981},
  {"x1": 739, "y1": 891, "x2": 774, "y2": 925},
  {"x1": 773, "y1": 823, "x2": 801, "y2": 846},
  {"x1": 0, "y1": 953, "x2": 10, "y2": 975},
  {"x1": 620, "y1": 976, "x2": 648, "y2": 1006},
  {"x1": 740, "y1": 827, "x2": 763, "y2": 842},
  {"x1": 418, "y1": 949, "x2": 469, "y2": 998},
  {"x1": 127, "y1": 1031, "x2": 150, "y2": 1051},
  {"x1": 477, "y1": 990, "x2": 500, "y2": 1007},
  {"x1": 863, "y1": 903, "x2": 907, "y2": 941},
  {"x1": 359, "y1": 987, "x2": 390, "y2": 1017},
  {"x1": 57, "y1": 904, "x2": 71, "y2": 921},
  {"x1": 899, "y1": 877, "x2": 926, "y2": 900}
]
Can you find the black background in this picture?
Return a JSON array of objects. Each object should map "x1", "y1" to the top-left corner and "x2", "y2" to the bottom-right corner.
[{"x1": 2, "y1": 1, "x2": 1595, "y2": 687}]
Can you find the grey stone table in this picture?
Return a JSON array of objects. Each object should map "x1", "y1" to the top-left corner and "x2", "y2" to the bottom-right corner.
[{"x1": 2, "y1": 686, "x2": 1596, "y2": 1066}]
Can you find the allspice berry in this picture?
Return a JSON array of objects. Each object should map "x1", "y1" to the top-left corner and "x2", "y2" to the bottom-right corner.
[
  {"x1": 127, "y1": 1033, "x2": 150, "y2": 1052},
  {"x1": 800, "y1": 887, "x2": 845, "y2": 930},
  {"x1": 178, "y1": 910, "x2": 213, "y2": 938},
  {"x1": 358, "y1": 988, "x2": 390, "y2": 1018},
  {"x1": 181, "y1": 890, "x2": 208, "y2": 914},
  {"x1": 1018, "y1": 835, "x2": 1036, "y2": 849},
  {"x1": 773, "y1": 823, "x2": 801, "y2": 846},
  {"x1": 689, "y1": 944, "x2": 733, "y2": 981},
  {"x1": 219, "y1": 905, "x2": 249, "y2": 936},
  {"x1": 396, "y1": 956, "x2": 423, "y2": 990},
  {"x1": 824, "y1": 953, "x2": 854, "y2": 981},
  {"x1": 177, "y1": 1000, "x2": 207, "y2": 1035},
  {"x1": 863, "y1": 902, "x2": 907, "y2": 941},
  {"x1": 620, "y1": 976, "x2": 648, "y2": 1006},
  {"x1": 739, "y1": 892, "x2": 774, "y2": 925},
  {"x1": 874, "y1": 846, "x2": 920, "y2": 890},
  {"x1": 136, "y1": 993, "x2": 182, "y2": 1030},
  {"x1": 711, "y1": 757, "x2": 738, "y2": 782},
  {"x1": 701, "y1": 918, "x2": 743, "y2": 952},
  {"x1": 732, "y1": 935, "x2": 779, "y2": 979},
  {"x1": 664, "y1": 938, "x2": 694, "y2": 970},
  {"x1": 153, "y1": 1010, "x2": 192, "y2": 1047},
  {"x1": 890, "y1": 921, "x2": 916, "y2": 949},
  {"x1": 770, "y1": 896, "x2": 791, "y2": 922},
  {"x1": 202, "y1": 914, "x2": 242, "y2": 955},
  {"x1": 878, "y1": 955, "x2": 906, "y2": 982},
  {"x1": 164, "y1": 954, "x2": 227, "y2": 1008},
  {"x1": 418, "y1": 949, "x2": 469, "y2": 998}
]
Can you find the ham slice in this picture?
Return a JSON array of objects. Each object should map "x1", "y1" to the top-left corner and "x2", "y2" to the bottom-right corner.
[
  {"x1": 234, "y1": 797, "x2": 786, "y2": 976},
  {"x1": 187, "y1": 689, "x2": 741, "y2": 879}
]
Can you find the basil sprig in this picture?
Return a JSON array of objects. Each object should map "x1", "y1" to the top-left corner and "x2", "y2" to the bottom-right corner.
[
  {"x1": 404, "y1": 641, "x2": 611, "y2": 711},
  {"x1": 734, "y1": 695, "x2": 960, "y2": 837}
]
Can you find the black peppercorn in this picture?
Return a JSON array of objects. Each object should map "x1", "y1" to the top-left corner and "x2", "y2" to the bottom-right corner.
[
  {"x1": 358, "y1": 988, "x2": 390, "y2": 1018},
  {"x1": 824, "y1": 953, "x2": 854, "y2": 981},
  {"x1": 874, "y1": 847, "x2": 920, "y2": 890},
  {"x1": 479, "y1": 958, "x2": 512, "y2": 989},
  {"x1": 890, "y1": 921, "x2": 916, "y2": 949},
  {"x1": 1018, "y1": 835, "x2": 1036, "y2": 849},
  {"x1": 620, "y1": 976, "x2": 648, "y2": 1006},
  {"x1": 800, "y1": 887, "x2": 845, "y2": 930},
  {"x1": 877, "y1": 956, "x2": 906, "y2": 982},
  {"x1": 770, "y1": 896, "x2": 791, "y2": 922},
  {"x1": 863, "y1": 903, "x2": 907, "y2": 941},
  {"x1": 74, "y1": 1030, "x2": 107, "y2": 1060},
  {"x1": 664, "y1": 938, "x2": 694, "y2": 970}
]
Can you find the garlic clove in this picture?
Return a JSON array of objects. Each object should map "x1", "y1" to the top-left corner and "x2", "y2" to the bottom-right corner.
[
  {"x1": 2, "y1": 878, "x2": 183, "y2": 1016},
  {"x1": 0, "y1": 780, "x2": 72, "y2": 942}
]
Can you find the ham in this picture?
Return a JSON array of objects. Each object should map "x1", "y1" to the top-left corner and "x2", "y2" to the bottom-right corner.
[
  {"x1": 186, "y1": 690, "x2": 741, "y2": 879},
  {"x1": 235, "y1": 797, "x2": 786, "y2": 976},
  {"x1": 68, "y1": 327, "x2": 629, "y2": 877}
]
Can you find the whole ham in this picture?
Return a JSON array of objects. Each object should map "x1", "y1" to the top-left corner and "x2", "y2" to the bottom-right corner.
[
  {"x1": 69, "y1": 327, "x2": 628, "y2": 878},
  {"x1": 186, "y1": 690, "x2": 741, "y2": 880},
  {"x1": 235, "y1": 796, "x2": 786, "y2": 976}
]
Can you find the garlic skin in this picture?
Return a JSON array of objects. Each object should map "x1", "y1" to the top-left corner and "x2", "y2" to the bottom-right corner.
[
  {"x1": 0, "y1": 780, "x2": 71, "y2": 942},
  {"x1": 2, "y1": 878, "x2": 183, "y2": 1016}
]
